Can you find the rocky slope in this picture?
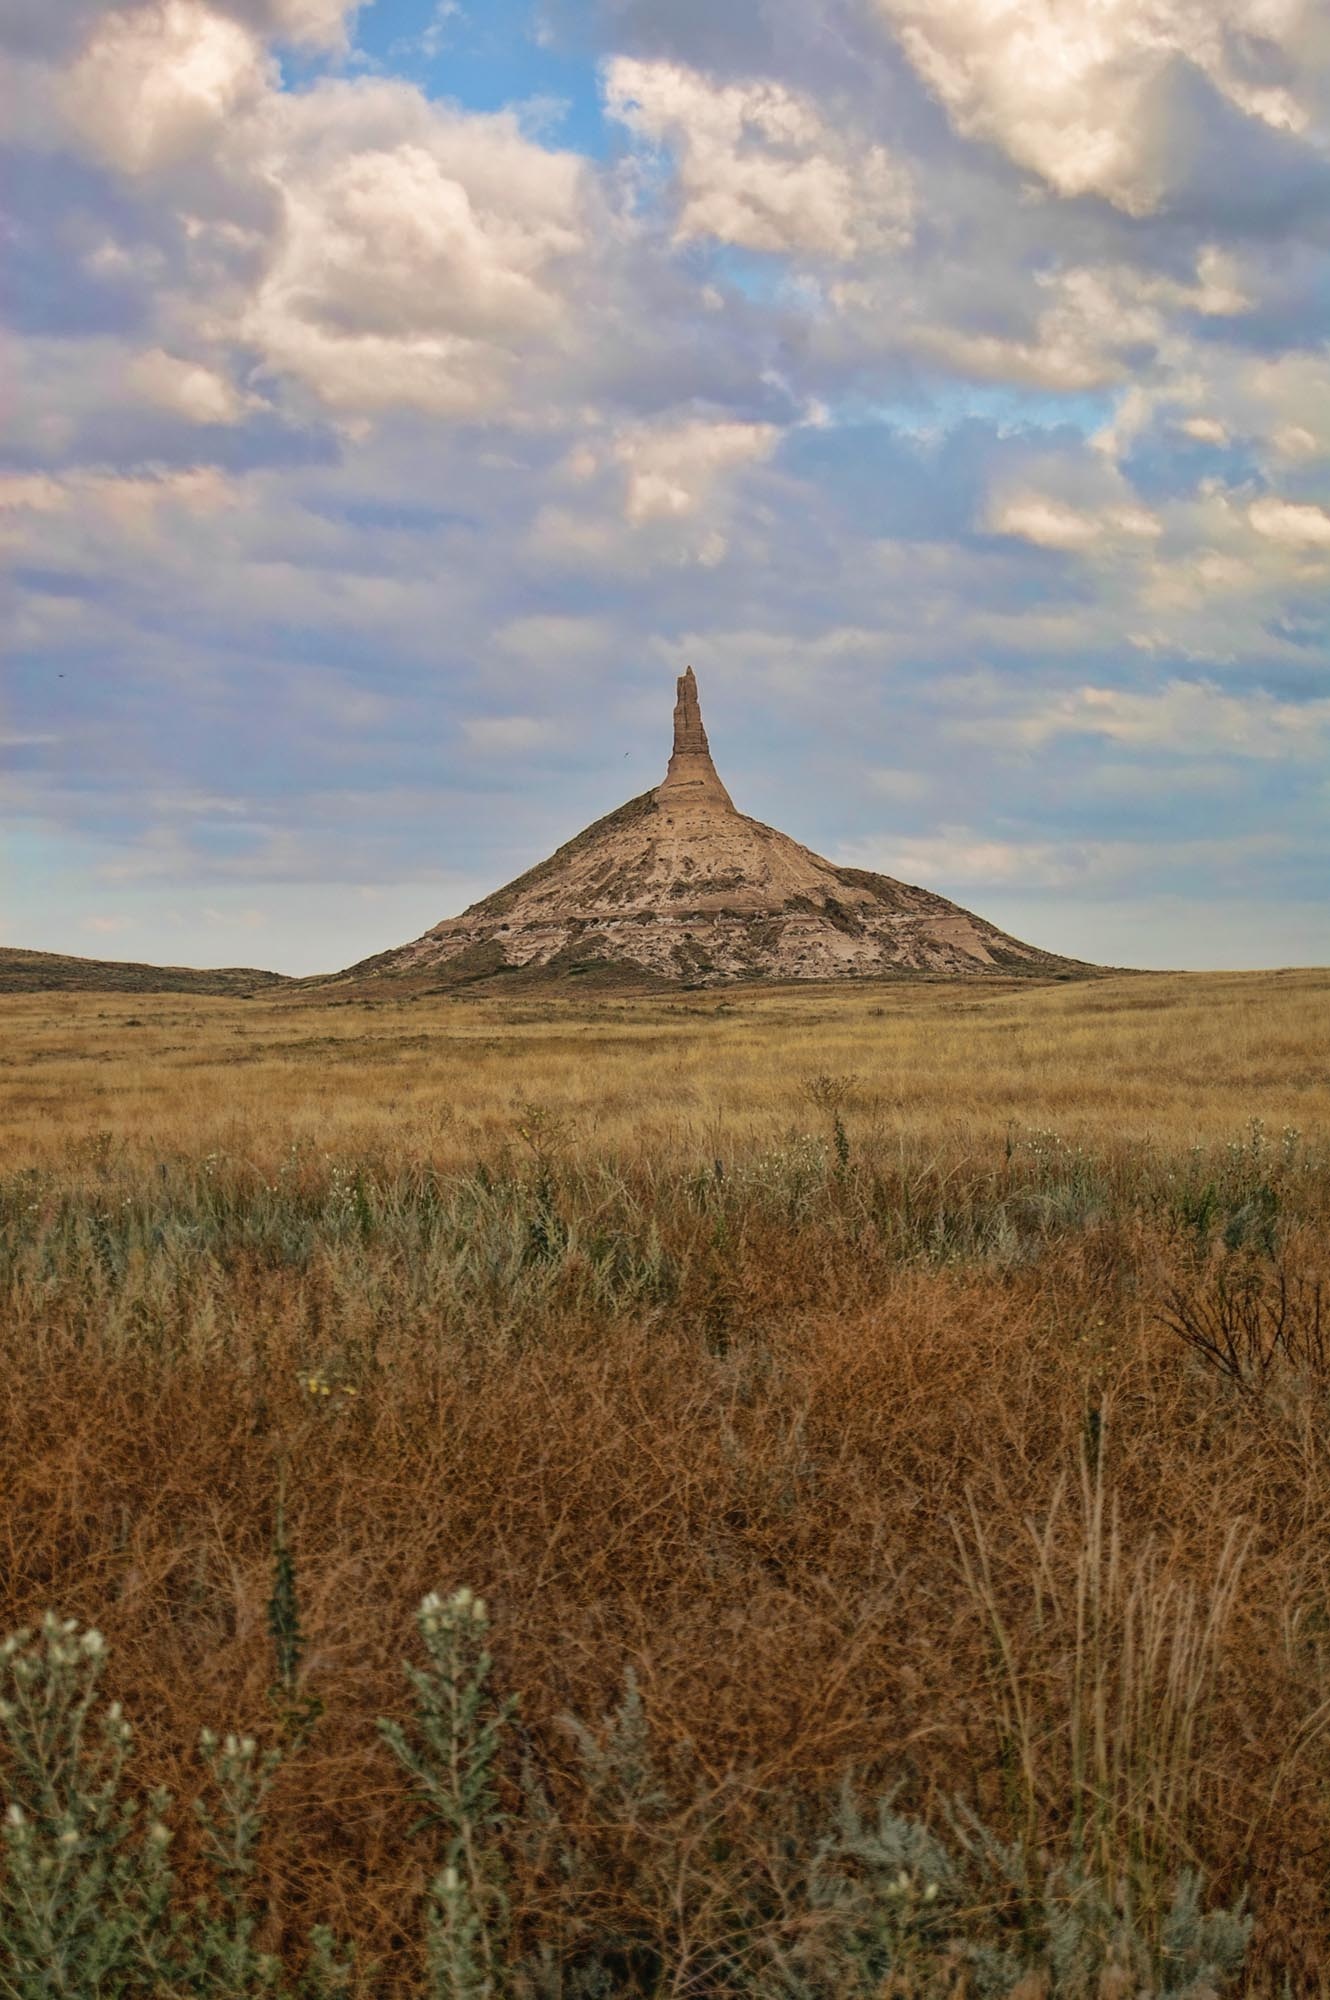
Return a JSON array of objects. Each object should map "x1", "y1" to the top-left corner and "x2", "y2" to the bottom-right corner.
[{"x1": 348, "y1": 670, "x2": 1090, "y2": 987}]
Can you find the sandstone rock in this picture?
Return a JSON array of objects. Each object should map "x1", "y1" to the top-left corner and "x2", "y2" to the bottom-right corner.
[{"x1": 346, "y1": 670, "x2": 1090, "y2": 987}]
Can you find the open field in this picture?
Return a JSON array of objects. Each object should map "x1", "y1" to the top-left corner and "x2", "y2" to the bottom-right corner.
[
  {"x1": 4, "y1": 966, "x2": 1327, "y2": 1162},
  {"x1": 3, "y1": 968, "x2": 1330, "y2": 1994}
]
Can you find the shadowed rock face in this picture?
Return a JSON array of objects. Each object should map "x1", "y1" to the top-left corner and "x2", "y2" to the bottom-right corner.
[{"x1": 348, "y1": 671, "x2": 1089, "y2": 986}]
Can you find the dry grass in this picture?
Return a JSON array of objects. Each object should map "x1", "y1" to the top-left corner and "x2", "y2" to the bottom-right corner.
[
  {"x1": 2, "y1": 967, "x2": 1326, "y2": 1163},
  {"x1": 2, "y1": 968, "x2": 1329, "y2": 1992}
]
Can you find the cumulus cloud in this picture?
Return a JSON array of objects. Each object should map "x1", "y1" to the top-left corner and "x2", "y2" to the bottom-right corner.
[
  {"x1": 1178, "y1": 416, "x2": 1229, "y2": 443},
  {"x1": 62, "y1": 1, "x2": 269, "y2": 174},
  {"x1": 611, "y1": 416, "x2": 778, "y2": 523},
  {"x1": 5, "y1": 0, "x2": 1329, "y2": 970},
  {"x1": 604, "y1": 56, "x2": 913, "y2": 257},
  {"x1": 872, "y1": 0, "x2": 1329, "y2": 213},
  {"x1": 1248, "y1": 495, "x2": 1330, "y2": 546},
  {"x1": 127, "y1": 348, "x2": 245, "y2": 423},
  {"x1": 838, "y1": 249, "x2": 1249, "y2": 394},
  {"x1": 240, "y1": 90, "x2": 590, "y2": 416},
  {"x1": 247, "y1": 0, "x2": 359, "y2": 45},
  {"x1": 49, "y1": 5, "x2": 596, "y2": 424}
]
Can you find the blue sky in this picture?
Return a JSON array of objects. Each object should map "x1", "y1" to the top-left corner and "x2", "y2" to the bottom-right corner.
[{"x1": 3, "y1": 0, "x2": 1329, "y2": 973}]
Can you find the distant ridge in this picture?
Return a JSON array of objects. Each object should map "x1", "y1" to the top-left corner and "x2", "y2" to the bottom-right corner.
[
  {"x1": 343, "y1": 668, "x2": 1093, "y2": 989},
  {"x1": 0, "y1": 946, "x2": 290, "y2": 997}
]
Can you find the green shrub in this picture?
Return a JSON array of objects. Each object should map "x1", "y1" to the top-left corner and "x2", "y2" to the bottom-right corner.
[{"x1": 0, "y1": 1596, "x2": 1254, "y2": 1999}]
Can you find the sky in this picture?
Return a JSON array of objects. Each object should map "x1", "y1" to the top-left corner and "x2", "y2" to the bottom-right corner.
[{"x1": 3, "y1": 0, "x2": 1329, "y2": 975}]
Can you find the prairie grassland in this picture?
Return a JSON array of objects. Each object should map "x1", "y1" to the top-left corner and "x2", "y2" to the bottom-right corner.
[
  {"x1": 3, "y1": 966, "x2": 1327, "y2": 1162},
  {"x1": 2, "y1": 968, "x2": 1330, "y2": 1995}
]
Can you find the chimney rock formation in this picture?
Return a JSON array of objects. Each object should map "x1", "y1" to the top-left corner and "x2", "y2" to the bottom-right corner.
[
  {"x1": 660, "y1": 666, "x2": 735, "y2": 810},
  {"x1": 347, "y1": 670, "x2": 1084, "y2": 987}
]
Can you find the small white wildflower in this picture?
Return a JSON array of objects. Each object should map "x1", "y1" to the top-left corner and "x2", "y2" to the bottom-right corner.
[
  {"x1": 450, "y1": 1587, "x2": 474, "y2": 1614},
  {"x1": 471, "y1": 1597, "x2": 488, "y2": 1626},
  {"x1": 148, "y1": 1822, "x2": 171, "y2": 1845},
  {"x1": 81, "y1": 1629, "x2": 105, "y2": 1658},
  {"x1": 923, "y1": 1881, "x2": 939, "y2": 1903},
  {"x1": 5, "y1": 1803, "x2": 24, "y2": 1828},
  {"x1": 239, "y1": 1736, "x2": 256, "y2": 1759},
  {"x1": 441, "y1": 1865, "x2": 460, "y2": 1893}
]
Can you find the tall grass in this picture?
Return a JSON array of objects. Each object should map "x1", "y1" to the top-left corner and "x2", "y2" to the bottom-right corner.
[
  {"x1": 1, "y1": 974, "x2": 1328, "y2": 1991},
  {"x1": 955, "y1": 1431, "x2": 1251, "y2": 1937}
]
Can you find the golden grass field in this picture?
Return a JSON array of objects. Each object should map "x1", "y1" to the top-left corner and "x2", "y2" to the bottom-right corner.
[
  {"x1": 3, "y1": 967, "x2": 1330, "y2": 1995},
  {"x1": 5, "y1": 966, "x2": 1327, "y2": 1162}
]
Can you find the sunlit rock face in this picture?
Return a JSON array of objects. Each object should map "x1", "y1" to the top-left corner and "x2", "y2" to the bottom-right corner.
[{"x1": 346, "y1": 670, "x2": 1089, "y2": 987}]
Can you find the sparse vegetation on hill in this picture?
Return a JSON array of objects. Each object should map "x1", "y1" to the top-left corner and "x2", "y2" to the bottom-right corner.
[
  {"x1": 0, "y1": 945, "x2": 291, "y2": 997},
  {"x1": 1, "y1": 970, "x2": 1328, "y2": 1994}
]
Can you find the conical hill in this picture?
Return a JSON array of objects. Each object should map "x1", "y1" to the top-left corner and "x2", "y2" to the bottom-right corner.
[{"x1": 348, "y1": 670, "x2": 1088, "y2": 988}]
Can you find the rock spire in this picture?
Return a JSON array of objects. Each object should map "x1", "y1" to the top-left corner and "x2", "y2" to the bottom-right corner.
[
  {"x1": 341, "y1": 664, "x2": 1091, "y2": 989},
  {"x1": 659, "y1": 666, "x2": 735, "y2": 810}
]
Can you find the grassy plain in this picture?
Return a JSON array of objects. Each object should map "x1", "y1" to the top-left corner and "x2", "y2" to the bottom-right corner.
[{"x1": 2, "y1": 967, "x2": 1329, "y2": 1993}]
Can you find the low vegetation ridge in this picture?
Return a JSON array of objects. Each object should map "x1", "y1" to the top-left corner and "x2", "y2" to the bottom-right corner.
[{"x1": 0, "y1": 944, "x2": 291, "y2": 996}]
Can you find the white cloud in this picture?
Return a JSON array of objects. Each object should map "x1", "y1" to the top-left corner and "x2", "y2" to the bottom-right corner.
[
  {"x1": 613, "y1": 416, "x2": 778, "y2": 523},
  {"x1": 258, "y1": 0, "x2": 360, "y2": 46},
  {"x1": 0, "y1": 473, "x2": 69, "y2": 514},
  {"x1": 839, "y1": 825, "x2": 1295, "y2": 893},
  {"x1": 128, "y1": 348, "x2": 244, "y2": 423},
  {"x1": 873, "y1": 0, "x2": 1326, "y2": 213},
  {"x1": 862, "y1": 254, "x2": 1247, "y2": 395},
  {"x1": 0, "y1": 465, "x2": 237, "y2": 557},
  {"x1": 58, "y1": 13, "x2": 594, "y2": 423},
  {"x1": 8, "y1": 0, "x2": 1329, "y2": 975},
  {"x1": 954, "y1": 680, "x2": 1330, "y2": 758},
  {"x1": 1178, "y1": 416, "x2": 1229, "y2": 443},
  {"x1": 526, "y1": 415, "x2": 780, "y2": 571},
  {"x1": 1115, "y1": 349, "x2": 1330, "y2": 476},
  {"x1": 989, "y1": 492, "x2": 1161, "y2": 550},
  {"x1": 838, "y1": 827, "x2": 1085, "y2": 888},
  {"x1": 1248, "y1": 495, "x2": 1330, "y2": 547},
  {"x1": 63, "y1": 0, "x2": 269, "y2": 174},
  {"x1": 604, "y1": 56, "x2": 912, "y2": 257},
  {"x1": 903, "y1": 268, "x2": 1160, "y2": 391},
  {"x1": 236, "y1": 85, "x2": 589, "y2": 417}
]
